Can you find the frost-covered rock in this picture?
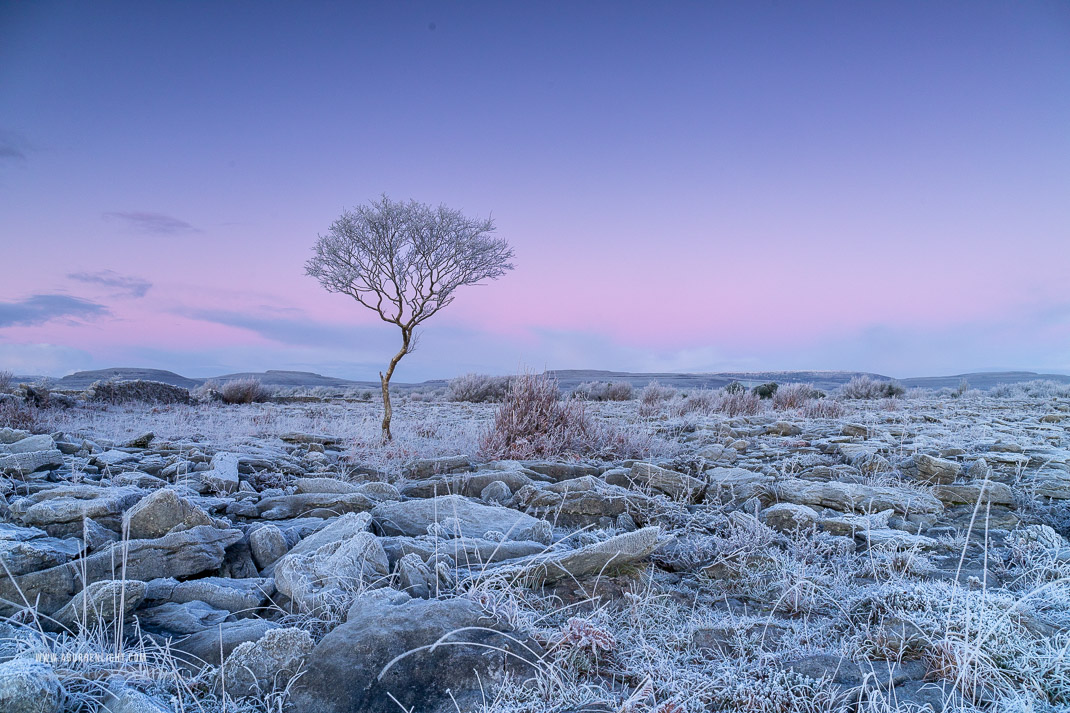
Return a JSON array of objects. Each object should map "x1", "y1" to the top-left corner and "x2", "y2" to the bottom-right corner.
[
  {"x1": 219, "y1": 627, "x2": 313, "y2": 698},
  {"x1": 0, "y1": 660, "x2": 63, "y2": 713},
  {"x1": 372, "y1": 494, "x2": 552, "y2": 544}
]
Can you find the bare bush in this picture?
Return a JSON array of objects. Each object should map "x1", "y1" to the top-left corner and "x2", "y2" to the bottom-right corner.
[
  {"x1": 0, "y1": 370, "x2": 13, "y2": 391},
  {"x1": 717, "y1": 389, "x2": 763, "y2": 417},
  {"x1": 772, "y1": 382, "x2": 818, "y2": 410},
  {"x1": 802, "y1": 397, "x2": 845, "y2": 419},
  {"x1": 220, "y1": 378, "x2": 273, "y2": 404},
  {"x1": 572, "y1": 380, "x2": 634, "y2": 401},
  {"x1": 191, "y1": 379, "x2": 223, "y2": 403},
  {"x1": 479, "y1": 372, "x2": 651, "y2": 460},
  {"x1": 840, "y1": 375, "x2": 905, "y2": 399},
  {"x1": 446, "y1": 373, "x2": 514, "y2": 403},
  {"x1": 0, "y1": 398, "x2": 41, "y2": 432}
]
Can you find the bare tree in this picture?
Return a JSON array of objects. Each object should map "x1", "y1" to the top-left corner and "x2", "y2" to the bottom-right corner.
[{"x1": 306, "y1": 196, "x2": 514, "y2": 441}]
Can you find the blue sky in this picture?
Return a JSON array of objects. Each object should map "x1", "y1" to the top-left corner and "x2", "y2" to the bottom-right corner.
[{"x1": 1, "y1": 1, "x2": 1068, "y2": 380}]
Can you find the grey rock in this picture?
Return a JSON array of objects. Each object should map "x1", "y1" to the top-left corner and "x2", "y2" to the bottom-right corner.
[
  {"x1": 255, "y1": 492, "x2": 377, "y2": 519},
  {"x1": 0, "y1": 525, "x2": 242, "y2": 616},
  {"x1": 12, "y1": 485, "x2": 145, "y2": 532},
  {"x1": 53, "y1": 579, "x2": 147, "y2": 630},
  {"x1": 122, "y1": 489, "x2": 213, "y2": 540},
  {"x1": 273, "y1": 530, "x2": 388, "y2": 614},
  {"x1": 761, "y1": 503, "x2": 819, "y2": 532},
  {"x1": 0, "y1": 532, "x2": 81, "y2": 576},
  {"x1": 138, "y1": 601, "x2": 232, "y2": 634},
  {"x1": 373, "y1": 494, "x2": 552, "y2": 544},
  {"x1": 0, "y1": 660, "x2": 63, "y2": 713},
  {"x1": 932, "y1": 481, "x2": 1015, "y2": 506},
  {"x1": 0, "y1": 428, "x2": 32, "y2": 445},
  {"x1": 899, "y1": 453, "x2": 961, "y2": 485},
  {"x1": 102, "y1": 686, "x2": 172, "y2": 713},
  {"x1": 624, "y1": 462, "x2": 706, "y2": 502},
  {"x1": 3, "y1": 435, "x2": 55, "y2": 454},
  {"x1": 480, "y1": 480, "x2": 512, "y2": 504},
  {"x1": 0, "y1": 449, "x2": 64, "y2": 477},
  {"x1": 249, "y1": 524, "x2": 288, "y2": 569},
  {"x1": 486, "y1": 527, "x2": 660, "y2": 585},
  {"x1": 290, "y1": 592, "x2": 535, "y2": 713},
  {"x1": 774, "y1": 478, "x2": 943, "y2": 515},
  {"x1": 402, "y1": 454, "x2": 471, "y2": 479},
  {"x1": 219, "y1": 627, "x2": 313, "y2": 698},
  {"x1": 394, "y1": 552, "x2": 436, "y2": 598},
  {"x1": 144, "y1": 577, "x2": 270, "y2": 613},
  {"x1": 202, "y1": 452, "x2": 240, "y2": 494},
  {"x1": 169, "y1": 619, "x2": 280, "y2": 670}
]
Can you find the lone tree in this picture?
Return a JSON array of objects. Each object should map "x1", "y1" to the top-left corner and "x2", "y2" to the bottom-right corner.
[{"x1": 306, "y1": 196, "x2": 514, "y2": 441}]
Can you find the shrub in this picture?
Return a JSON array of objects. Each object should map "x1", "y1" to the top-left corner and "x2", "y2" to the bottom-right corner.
[
  {"x1": 840, "y1": 375, "x2": 905, "y2": 399},
  {"x1": 0, "y1": 369, "x2": 12, "y2": 391},
  {"x1": 669, "y1": 390, "x2": 719, "y2": 417},
  {"x1": 802, "y1": 397, "x2": 845, "y2": 419},
  {"x1": 478, "y1": 372, "x2": 589, "y2": 459},
  {"x1": 572, "y1": 380, "x2": 634, "y2": 401},
  {"x1": 772, "y1": 382, "x2": 817, "y2": 410},
  {"x1": 191, "y1": 379, "x2": 222, "y2": 403},
  {"x1": 220, "y1": 377, "x2": 272, "y2": 404},
  {"x1": 718, "y1": 389, "x2": 763, "y2": 417},
  {"x1": 446, "y1": 373, "x2": 514, "y2": 403},
  {"x1": 478, "y1": 372, "x2": 652, "y2": 460},
  {"x1": 0, "y1": 397, "x2": 40, "y2": 432},
  {"x1": 752, "y1": 382, "x2": 778, "y2": 399},
  {"x1": 724, "y1": 380, "x2": 746, "y2": 395}
]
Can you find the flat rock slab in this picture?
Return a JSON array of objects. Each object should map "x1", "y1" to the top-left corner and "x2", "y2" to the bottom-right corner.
[
  {"x1": 484, "y1": 526, "x2": 661, "y2": 585},
  {"x1": 774, "y1": 478, "x2": 943, "y2": 515},
  {"x1": 372, "y1": 494, "x2": 552, "y2": 544}
]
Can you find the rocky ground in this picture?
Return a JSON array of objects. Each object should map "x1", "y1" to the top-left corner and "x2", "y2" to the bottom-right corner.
[{"x1": 1, "y1": 383, "x2": 1068, "y2": 713}]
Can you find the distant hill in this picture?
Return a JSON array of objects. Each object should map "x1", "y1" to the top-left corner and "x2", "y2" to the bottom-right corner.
[{"x1": 29, "y1": 366, "x2": 1070, "y2": 393}]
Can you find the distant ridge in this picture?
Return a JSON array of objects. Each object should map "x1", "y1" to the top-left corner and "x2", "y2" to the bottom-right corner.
[{"x1": 35, "y1": 367, "x2": 1070, "y2": 392}]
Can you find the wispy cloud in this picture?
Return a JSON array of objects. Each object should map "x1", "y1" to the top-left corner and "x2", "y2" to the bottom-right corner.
[
  {"x1": 0, "y1": 130, "x2": 30, "y2": 163},
  {"x1": 103, "y1": 211, "x2": 198, "y2": 234},
  {"x1": 185, "y1": 308, "x2": 372, "y2": 348},
  {"x1": 0, "y1": 294, "x2": 109, "y2": 328},
  {"x1": 68, "y1": 270, "x2": 152, "y2": 298}
]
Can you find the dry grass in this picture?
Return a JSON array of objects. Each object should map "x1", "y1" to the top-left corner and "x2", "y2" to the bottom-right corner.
[{"x1": 221, "y1": 378, "x2": 274, "y2": 404}]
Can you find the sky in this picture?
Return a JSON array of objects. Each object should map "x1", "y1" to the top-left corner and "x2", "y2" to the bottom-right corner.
[{"x1": 1, "y1": 1, "x2": 1068, "y2": 381}]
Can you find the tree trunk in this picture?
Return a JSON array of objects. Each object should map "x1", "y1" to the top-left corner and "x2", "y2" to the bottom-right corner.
[{"x1": 379, "y1": 329, "x2": 411, "y2": 442}]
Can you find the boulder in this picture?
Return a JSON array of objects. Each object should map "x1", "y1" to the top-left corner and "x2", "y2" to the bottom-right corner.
[
  {"x1": 201, "y1": 452, "x2": 239, "y2": 494},
  {"x1": 0, "y1": 660, "x2": 63, "y2": 713},
  {"x1": 11, "y1": 485, "x2": 145, "y2": 532},
  {"x1": 899, "y1": 454, "x2": 961, "y2": 485},
  {"x1": 513, "y1": 476, "x2": 643, "y2": 528},
  {"x1": 101, "y1": 686, "x2": 172, "y2": 713},
  {"x1": 3, "y1": 434, "x2": 55, "y2": 454},
  {"x1": 622, "y1": 462, "x2": 706, "y2": 502},
  {"x1": 372, "y1": 494, "x2": 552, "y2": 544},
  {"x1": 249, "y1": 524, "x2": 288, "y2": 569},
  {"x1": 53, "y1": 579, "x2": 147, "y2": 630},
  {"x1": 290, "y1": 591, "x2": 536, "y2": 713},
  {"x1": 761, "y1": 503, "x2": 820, "y2": 532},
  {"x1": 169, "y1": 619, "x2": 280, "y2": 670},
  {"x1": 0, "y1": 526, "x2": 82, "y2": 576},
  {"x1": 219, "y1": 627, "x2": 313, "y2": 698},
  {"x1": 122, "y1": 489, "x2": 213, "y2": 539},
  {"x1": 273, "y1": 531, "x2": 389, "y2": 614},
  {"x1": 932, "y1": 481, "x2": 1015, "y2": 506}
]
